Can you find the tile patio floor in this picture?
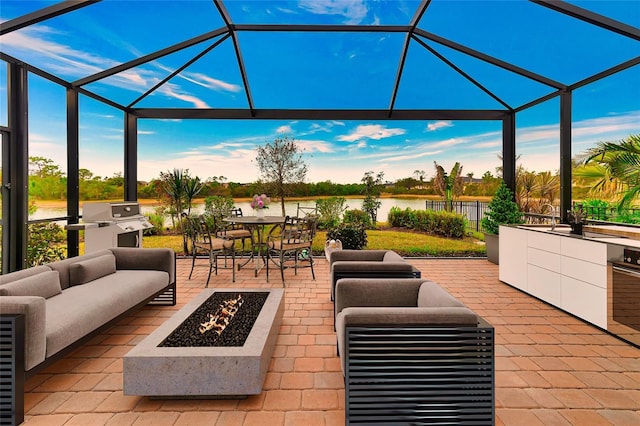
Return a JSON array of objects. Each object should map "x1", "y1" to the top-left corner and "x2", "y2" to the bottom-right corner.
[{"x1": 22, "y1": 257, "x2": 640, "y2": 425}]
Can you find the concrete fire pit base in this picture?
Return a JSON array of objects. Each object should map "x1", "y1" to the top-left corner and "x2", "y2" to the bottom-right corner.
[{"x1": 123, "y1": 288, "x2": 284, "y2": 398}]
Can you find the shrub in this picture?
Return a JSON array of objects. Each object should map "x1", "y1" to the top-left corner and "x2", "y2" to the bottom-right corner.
[
  {"x1": 387, "y1": 207, "x2": 466, "y2": 238},
  {"x1": 327, "y1": 223, "x2": 367, "y2": 250},
  {"x1": 388, "y1": 206, "x2": 412, "y2": 228},
  {"x1": 204, "y1": 195, "x2": 235, "y2": 219},
  {"x1": 316, "y1": 196, "x2": 347, "y2": 229},
  {"x1": 27, "y1": 222, "x2": 66, "y2": 266},
  {"x1": 481, "y1": 181, "x2": 522, "y2": 234},
  {"x1": 343, "y1": 208, "x2": 371, "y2": 228},
  {"x1": 580, "y1": 199, "x2": 611, "y2": 221},
  {"x1": 144, "y1": 212, "x2": 165, "y2": 235}
]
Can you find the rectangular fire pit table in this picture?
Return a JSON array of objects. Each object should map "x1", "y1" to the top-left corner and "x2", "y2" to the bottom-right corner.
[{"x1": 123, "y1": 288, "x2": 284, "y2": 398}]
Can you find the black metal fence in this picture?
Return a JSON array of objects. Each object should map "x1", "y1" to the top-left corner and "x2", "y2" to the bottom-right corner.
[
  {"x1": 574, "y1": 203, "x2": 640, "y2": 223},
  {"x1": 424, "y1": 200, "x2": 640, "y2": 233},
  {"x1": 425, "y1": 200, "x2": 490, "y2": 233}
]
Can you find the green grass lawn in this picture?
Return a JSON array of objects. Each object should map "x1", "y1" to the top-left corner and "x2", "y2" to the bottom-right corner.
[{"x1": 143, "y1": 229, "x2": 486, "y2": 258}]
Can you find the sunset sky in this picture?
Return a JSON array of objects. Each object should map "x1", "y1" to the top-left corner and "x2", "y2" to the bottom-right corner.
[{"x1": 1, "y1": 0, "x2": 638, "y2": 183}]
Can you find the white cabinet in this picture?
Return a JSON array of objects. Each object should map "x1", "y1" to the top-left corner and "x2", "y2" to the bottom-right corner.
[
  {"x1": 500, "y1": 226, "x2": 621, "y2": 330},
  {"x1": 499, "y1": 226, "x2": 527, "y2": 291},
  {"x1": 528, "y1": 231, "x2": 561, "y2": 254},
  {"x1": 561, "y1": 256, "x2": 607, "y2": 289},
  {"x1": 561, "y1": 275, "x2": 607, "y2": 328},
  {"x1": 561, "y1": 237, "x2": 606, "y2": 265},
  {"x1": 528, "y1": 264, "x2": 562, "y2": 306}
]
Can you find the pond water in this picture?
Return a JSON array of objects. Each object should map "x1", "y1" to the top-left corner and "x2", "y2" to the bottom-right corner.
[{"x1": 30, "y1": 198, "x2": 432, "y2": 223}]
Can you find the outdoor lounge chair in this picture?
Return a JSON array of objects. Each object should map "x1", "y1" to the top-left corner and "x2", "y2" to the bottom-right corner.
[
  {"x1": 329, "y1": 249, "x2": 421, "y2": 301},
  {"x1": 334, "y1": 278, "x2": 495, "y2": 425}
]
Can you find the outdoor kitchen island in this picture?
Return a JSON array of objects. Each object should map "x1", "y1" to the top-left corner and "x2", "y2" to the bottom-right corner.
[
  {"x1": 123, "y1": 288, "x2": 284, "y2": 398},
  {"x1": 499, "y1": 224, "x2": 640, "y2": 347}
]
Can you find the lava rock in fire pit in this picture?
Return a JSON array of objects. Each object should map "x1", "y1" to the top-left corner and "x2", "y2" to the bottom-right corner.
[{"x1": 160, "y1": 292, "x2": 268, "y2": 347}]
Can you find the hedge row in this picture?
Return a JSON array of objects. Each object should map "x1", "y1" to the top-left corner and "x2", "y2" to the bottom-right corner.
[{"x1": 387, "y1": 207, "x2": 466, "y2": 238}]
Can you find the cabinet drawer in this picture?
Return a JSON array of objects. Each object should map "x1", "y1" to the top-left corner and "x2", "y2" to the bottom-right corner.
[
  {"x1": 527, "y1": 264, "x2": 561, "y2": 306},
  {"x1": 561, "y1": 275, "x2": 607, "y2": 328},
  {"x1": 528, "y1": 247, "x2": 561, "y2": 272},
  {"x1": 528, "y1": 231, "x2": 561, "y2": 253},
  {"x1": 561, "y1": 257, "x2": 607, "y2": 288},
  {"x1": 499, "y1": 226, "x2": 528, "y2": 291},
  {"x1": 561, "y1": 237, "x2": 607, "y2": 265}
]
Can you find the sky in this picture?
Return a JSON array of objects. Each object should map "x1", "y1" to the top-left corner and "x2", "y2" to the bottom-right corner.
[{"x1": 0, "y1": 0, "x2": 638, "y2": 184}]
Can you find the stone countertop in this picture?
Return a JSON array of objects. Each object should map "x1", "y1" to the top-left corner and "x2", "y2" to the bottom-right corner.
[
  {"x1": 584, "y1": 224, "x2": 640, "y2": 240},
  {"x1": 510, "y1": 224, "x2": 640, "y2": 250}
]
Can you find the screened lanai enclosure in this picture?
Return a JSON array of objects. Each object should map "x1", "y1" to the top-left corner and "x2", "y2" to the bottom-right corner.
[{"x1": 0, "y1": 0, "x2": 639, "y2": 273}]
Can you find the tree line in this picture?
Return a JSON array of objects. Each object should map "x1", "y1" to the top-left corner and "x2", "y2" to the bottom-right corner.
[{"x1": 24, "y1": 157, "x2": 504, "y2": 202}]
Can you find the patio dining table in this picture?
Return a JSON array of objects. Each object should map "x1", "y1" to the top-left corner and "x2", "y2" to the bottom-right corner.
[{"x1": 223, "y1": 215, "x2": 286, "y2": 277}]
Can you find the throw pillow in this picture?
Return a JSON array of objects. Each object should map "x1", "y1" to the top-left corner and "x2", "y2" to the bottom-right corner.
[
  {"x1": 69, "y1": 254, "x2": 117, "y2": 285},
  {"x1": 0, "y1": 270, "x2": 62, "y2": 298}
]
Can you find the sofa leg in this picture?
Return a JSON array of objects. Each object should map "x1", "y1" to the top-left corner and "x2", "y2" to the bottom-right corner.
[
  {"x1": 148, "y1": 283, "x2": 177, "y2": 306},
  {"x1": 0, "y1": 314, "x2": 25, "y2": 426}
]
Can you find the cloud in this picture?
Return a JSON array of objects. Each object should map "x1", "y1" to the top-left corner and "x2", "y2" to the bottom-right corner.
[
  {"x1": 429, "y1": 138, "x2": 464, "y2": 148},
  {"x1": 298, "y1": 0, "x2": 368, "y2": 24},
  {"x1": 276, "y1": 125, "x2": 293, "y2": 134},
  {"x1": 3, "y1": 22, "x2": 215, "y2": 108},
  {"x1": 296, "y1": 139, "x2": 334, "y2": 153},
  {"x1": 376, "y1": 150, "x2": 444, "y2": 162},
  {"x1": 426, "y1": 121, "x2": 453, "y2": 131},
  {"x1": 337, "y1": 124, "x2": 406, "y2": 142},
  {"x1": 180, "y1": 72, "x2": 242, "y2": 93},
  {"x1": 472, "y1": 141, "x2": 501, "y2": 149},
  {"x1": 158, "y1": 83, "x2": 209, "y2": 108},
  {"x1": 302, "y1": 121, "x2": 345, "y2": 136}
]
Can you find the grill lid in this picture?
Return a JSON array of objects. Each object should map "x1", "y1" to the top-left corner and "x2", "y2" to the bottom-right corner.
[{"x1": 83, "y1": 202, "x2": 144, "y2": 222}]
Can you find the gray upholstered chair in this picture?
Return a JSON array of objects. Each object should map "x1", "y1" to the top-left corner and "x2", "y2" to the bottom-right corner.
[
  {"x1": 334, "y1": 278, "x2": 495, "y2": 425},
  {"x1": 329, "y1": 249, "x2": 420, "y2": 301}
]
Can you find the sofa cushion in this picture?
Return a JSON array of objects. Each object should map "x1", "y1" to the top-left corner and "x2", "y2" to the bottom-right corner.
[
  {"x1": 417, "y1": 281, "x2": 466, "y2": 308},
  {"x1": 48, "y1": 249, "x2": 114, "y2": 289},
  {"x1": 382, "y1": 251, "x2": 404, "y2": 262},
  {"x1": 45, "y1": 270, "x2": 169, "y2": 357},
  {"x1": 0, "y1": 265, "x2": 52, "y2": 285},
  {"x1": 69, "y1": 254, "x2": 117, "y2": 286},
  {"x1": 0, "y1": 270, "x2": 61, "y2": 299}
]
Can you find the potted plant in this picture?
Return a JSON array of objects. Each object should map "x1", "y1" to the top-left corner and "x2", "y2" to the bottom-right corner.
[
  {"x1": 567, "y1": 205, "x2": 586, "y2": 235},
  {"x1": 481, "y1": 181, "x2": 523, "y2": 264}
]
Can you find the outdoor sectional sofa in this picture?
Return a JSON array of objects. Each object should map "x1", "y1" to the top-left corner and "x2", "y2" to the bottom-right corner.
[
  {"x1": 334, "y1": 278, "x2": 495, "y2": 425},
  {"x1": 329, "y1": 249, "x2": 421, "y2": 301},
  {"x1": 0, "y1": 247, "x2": 176, "y2": 425}
]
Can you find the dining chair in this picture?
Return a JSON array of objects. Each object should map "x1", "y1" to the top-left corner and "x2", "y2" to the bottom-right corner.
[
  {"x1": 265, "y1": 215, "x2": 316, "y2": 286},
  {"x1": 214, "y1": 207, "x2": 253, "y2": 256},
  {"x1": 296, "y1": 203, "x2": 318, "y2": 219},
  {"x1": 183, "y1": 213, "x2": 236, "y2": 286}
]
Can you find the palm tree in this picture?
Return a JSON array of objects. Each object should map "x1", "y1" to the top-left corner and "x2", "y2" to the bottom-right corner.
[
  {"x1": 575, "y1": 134, "x2": 640, "y2": 210},
  {"x1": 433, "y1": 162, "x2": 464, "y2": 212},
  {"x1": 161, "y1": 168, "x2": 200, "y2": 254},
  {"x1": 183, "y1": 176, "x2": 203, "y2": 216}
]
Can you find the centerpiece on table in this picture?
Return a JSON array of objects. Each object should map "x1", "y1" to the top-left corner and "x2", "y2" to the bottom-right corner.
[{"x1": 250, "y1": 194, "x2": 270, "y2": 219}]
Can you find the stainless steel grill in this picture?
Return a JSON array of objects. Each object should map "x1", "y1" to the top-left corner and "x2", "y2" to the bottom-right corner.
[{"x1": 81, "y1": 202, "x2": 152, "y2": 253}]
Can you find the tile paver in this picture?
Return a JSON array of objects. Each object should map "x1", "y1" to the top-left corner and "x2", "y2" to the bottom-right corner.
[{"x1": 20, "y1": 257, "x2": 640, "y2": 425}]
